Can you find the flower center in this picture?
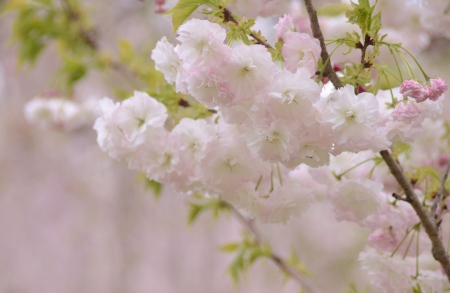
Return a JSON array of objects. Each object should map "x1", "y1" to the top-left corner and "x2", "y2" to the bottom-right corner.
[
  {"x1": 346, "y1": 109, "x2": 356, "y2": 120},
  {"x1": 298, "y1": 51, "x2": 305, "y2": 61},
  {"x1": 266, "y1": 133, "x2": 280, "y2": 144}
]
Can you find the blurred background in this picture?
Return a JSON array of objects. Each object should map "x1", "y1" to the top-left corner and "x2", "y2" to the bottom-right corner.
[{"x1": 0, "y1": 0, "x2": 449, "y2": 292}]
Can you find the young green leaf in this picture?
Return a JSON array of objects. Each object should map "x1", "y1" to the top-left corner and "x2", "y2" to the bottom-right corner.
[{"x1": 166, "y1": 0, "x2": 212, "y2": 32}]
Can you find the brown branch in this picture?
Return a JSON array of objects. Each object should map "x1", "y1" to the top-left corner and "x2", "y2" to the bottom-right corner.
[
  {"x1": 379, "y1": 150, "x2": 450, "y2": 281},
  {"x1": 220, "y1": 200, "x2": 319, "y2": 293},
  {"x1": 222, "y1": 8, "x2": 272, "y2": 49},
  {"x1": 303, "y1": 0, "x2": 342, "y2": 89},
  {"x1": 392, "y1": 193, "x2": 411, "y2": 203},
  {"x1": 431, "y1": 159, "x2": 450, "y2": 221},
  {"x1": 357, "y1": 34, "x2": 374, "y2": 69}
]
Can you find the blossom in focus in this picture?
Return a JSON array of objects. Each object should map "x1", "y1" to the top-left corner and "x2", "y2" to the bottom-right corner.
[
  {"x1": 399, "y1": 79, "x2": 428, "y2": 102},
  {"x1": 219, "y1": 44, "x2": 275, "y2": 104},
  {"x1": 282, "y1": 32, "x2": 321, "y2": 75},
  {"x1": 391, "y1": 102, "x2": 421, "y2": 123},
  {"x1": 176, "y1": 19, "x2": 229, "y2": 67},
  {"x1": 93, "y1": 91, "x2": 167, "y2": 162},
  {"x1": 324, "y1": 84, "x2": 379, "y2": 153},
  {"x1": 151, "y1": 37, "x2": 182, "y2": 85},
  {"x1": 400, "y1": 78, "x2": 447, "y2": 102}
]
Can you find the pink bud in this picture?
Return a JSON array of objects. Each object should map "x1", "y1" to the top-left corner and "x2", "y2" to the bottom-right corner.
[
  {"x1": 400, "y1": 80, "x2": 428, "y2": 102},
  {"x1": 333, "y1": 63, "x2": 342, "y2": 72},
  {"x1": 155, "y1": 0, "x2": 165, "y2": 5},
  {"x1": 357, "y1": 84, "x2": 366, "y2": 93},
  {"x1": 438, "y1": 154, "x2": 449, "y2": 167}
]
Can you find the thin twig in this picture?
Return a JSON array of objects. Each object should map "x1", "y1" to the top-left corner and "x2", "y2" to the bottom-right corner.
[
  {"x1": 303, "y1": 0, "x2": 342, "y2": 89},
  {"x1": 357, "y1": 34, "x2": 374, "y2": 69},
  {"x1": 392, "y1": 193, "x2": 411, "y2": 203},
  {"x1": 223, "y1": 8, "x2": 272, "y2": 49},
  {"x1": 220, "y1": 200, "x2": 320, "y2": 293},
  {"x1": 431, "y1": 159, "x2": 450, "y2": 221},
  {"x1": 379, "y1": 150, "x2": 450, "y2": 281}
]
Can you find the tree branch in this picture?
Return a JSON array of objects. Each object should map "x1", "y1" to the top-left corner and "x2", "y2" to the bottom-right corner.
[
  {"x1": 303, "y1": 0, "x2": 342, "y2": 89},
  {"x1": 379, "y1": 150, "x2": 450, "y2": 281},
  {"x1": 220, "y1": 200, "x2": 320, "y2": 293},
  {"x1": 431, "y1": 158, "x2": 450, "y2": 221}
]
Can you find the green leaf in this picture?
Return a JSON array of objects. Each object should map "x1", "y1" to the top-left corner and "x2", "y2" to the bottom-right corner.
[
  {"x1": 219, "y1": 242, "x2": 240, "y2": 253},
  {"x1": 412, "y1": 284, "x2": 423, "y2": 293},
  {"x1": 317, "y1": 2, "x2": 351, "y2": 17},
  {"x1": 117, "y1": 39, "x2": 133, "y2": 63},
  {"x1": 268, "y1": 39, "x2": 284, "y2": 63},
  {"x1": 392, "y1": 141, "x2": 411, "y2": 157},
  {"x1": 146, "y1": 179, "x2": 163, "y2": 198},
  {"x1": 415, "y1": 166, "x2": 441, "y2": 183},
  {"x1": 167, "y1": 0, "x2": 211, "y2": 32},
  {"x1": 187, "y1": 202, "x2": 205, "y2": 224}
]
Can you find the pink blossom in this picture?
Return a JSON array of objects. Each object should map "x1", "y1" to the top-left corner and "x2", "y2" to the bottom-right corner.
[
  {"x1": 427, "y1": 78, "x2": 448, "y2": 101},
  {"x1": 330, "y1": 179, "x2": 383, "y2": 224},
  {"x1": 399, "y1": 79, "x2": 428, "y2": 102},
  {"x1": 282, "y1": 32, "x2": 321, "y2": 75},
  {"x1": 176, "y1": 19, "x2": 229, "y2": 67},
  {"x1": 274, "y1": 14, "x2": 295, "y2": 41},
  {"x1": 324, "y1": 84, "x2": 380, "y2": 153},
  {"x1": 391, "y1": 102, "x2": 421, "y2": 123}
]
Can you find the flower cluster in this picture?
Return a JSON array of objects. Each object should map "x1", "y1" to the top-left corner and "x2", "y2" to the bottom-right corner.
[
  {"x1": 93, "y1": 16, "x2": 449, "y2": 293},
  {"x1": 25, "y1": 97, "x2": 96, "y2": 131},
  {"x1": 94, "y1": 91, "x2": 314, "y2": 223},
  {"x1": 400, "y1": 78, "x2": 448, "y2": 103}
]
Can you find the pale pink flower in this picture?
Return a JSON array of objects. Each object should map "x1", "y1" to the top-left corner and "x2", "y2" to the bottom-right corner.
[
  {"x1": 359, "y1": 247, "x2": 415, "y2": 293},
  {"x1": 151, "y1": 37, "x2": 182, "y2": 85},
  {"x1": 176, "y1": 19, "x2": 230, "y2": 67},
  {"x1": 93, "y1": 98, "x2": 131, "y2": 160},
  {"x1": 330, "y1": 179, "x2": 382, "y2": 224},
  {"x1": 219, "y1": 44, "x2": 276, "y2": 104},
  {"x1": 245, "y1": 119, "x2": 299, "y2": 163},
  {"x1": 201, "y1": 138, "x2": 268, "y2": 195},
  {"x1": 324, "y1": 85, "x2": 379, "y2": 153},
  {"x1": 186, "y1": 66, "x2": 230, "y2": 108},
  {"x1": 171, "y1": 118, "x2": 215, "y2": 163},
  {"x1": 282, "y1": 32, "x2": 321, "y2": 75},
  {"x1": 93, "y1": 93, "x2": 169, "y2": 166},
  {"x1": 285, "y1": 123, "x2": 332, "y2": 168},
  {"x1": 274, "y1": 14, "x2": 295, "y2": 41},
  {"x1": 391, "y1": 102, "x2": 421, "y2": 123},
  {"x1": 266, "y1": 68, "x2": 321, "y2": 124},
  {"x1": 246, "y1": 182, "x2": 314, "y2": 224},
  {"x1": 137, "y1": 132, "x2": 182, "y2": 184},
  {"x1": 116, "y1": 91, "x2": 168, "y2": 141}
]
